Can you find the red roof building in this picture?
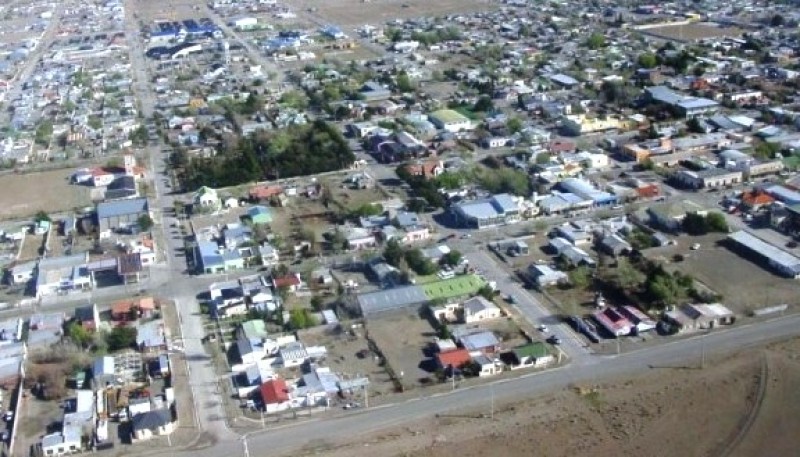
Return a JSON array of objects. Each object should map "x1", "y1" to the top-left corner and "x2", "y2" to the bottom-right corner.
[
  {"x1": 741, "y1": 190, "x2": 774, "y2": 210},
  {"x1": 403, "y1": 160, "x2": 444, "y2": 179},
  {"x1": 249, "y1": 184, "x2": 284, "y2": 200},
  {"x1": 436, "y1": 348, "x2": 472, "y2": 370},
  {"x1": 273, "y1": 273, "x2": 301, "y2": 289},
  {"x1": 260, "y1": 378, "x2": 290, "y2": 405}
]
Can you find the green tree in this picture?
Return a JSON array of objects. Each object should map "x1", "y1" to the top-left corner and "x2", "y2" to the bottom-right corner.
[
  {"x1": 34, "y1": 210, "x2": 51, "y2": 223},
  {"x1": 137, "y1": 214, "x2": 154, "y2": 232},
  {"x1": 506, "y1": 117, "x2": 523, "y2": 133},
  {"x1": 34, "y1": 121, "x2": 54, "y2": 147},
  {"x1": 405, "y1": 249, "x2": 437, "y2": 275},
  {"x1": 66, "y1": 322, "x2": 92, "y2": 348},
  {"x1": 395, "y1": 72, "x2": 414, "y2": 92},
  {"x1": 646, "y1": 273, "x2": 681, "y2": 307},
  {"x1": 706, "y1": 212, "x2": 729, "y2": 233},
  {"x1": 351, "y1": 203, "x2": 383, "y2": 218},
  {"x1": 477, "y1": 285, "x2": 496, "y2": 300},
  {"x1": 536, "y1": 152, "x2": 551, "y2": 165},
  {"x1": 383, "y1": 239, "x2": 404, "y2": 267},
  {"x1": 473, "y1": 96, "x2": 493, "y2": 113},
  {"x1": 289, "y1": 308, "x2": 316, "y2": 329},
  {"x1": 106, "y1": 326, "x2": 137, "y2": 351},
  {"x1": 310, "y1": 296, "x2": 324, "y2": 312},
  {"x1": 585, "y1": 32, "x2": 606, "y2": 50},
  {"x1": 753, "y1": 141, "x2": 780, "y2": 160},
  {"x1": 637, "y1": 53, "x2": 658, "y2": 69},
  {"x1": 440, "y1": 250, "x2": 463, "y2": 267},
  {"x1": 613, "y1": 258, "x2": 645, "y2": 290},
  {"x1": 128, "y1": 125, "x2": 148, "y2": 146},
  {"x1": 682, "y1": 212, "x2": 709, "y2": 235},
  {"x1": 568, "y1": 266, "x2": 591, "y2": 289}
]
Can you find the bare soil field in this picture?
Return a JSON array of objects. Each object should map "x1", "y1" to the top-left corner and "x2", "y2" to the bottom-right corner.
[
  {"x1": 292, "y1": 0, "x2": 497, "y2": 28},
  {"x1": 366, "y1": 310, "x2": 436, "y2": 391},
  {"x1": 641, "y1": 22, "x2": 743, "y2": 42},
  {"x1": 655, "y1": 234, "x2": 800, "y2": 314},
  {"x1": 0, "y1": 169, "x2": 91, "y2": 220},
  {"x1": 300, "y1": 337, "x2": 800, "y2": 457}
]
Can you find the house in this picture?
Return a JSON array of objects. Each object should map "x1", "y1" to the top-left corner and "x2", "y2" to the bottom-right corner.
[
  {"x1": 674, "y1": 168, "x2": 742, "y2": 190},
  {"x1": 249, "y1": 184, "x2": 284, "y2": 202},
  {"x1": 527, "y1": 264, "x2": 568, "y2": 289},
  {"x1": 273, "y1": 273, "x2": 302, "y2": 292},
  {"x1": 74, "y1": 304, "x2": 100, "y2": 332},
  {"x1": 462, "y1": 296, "x2": 502, "y2": 323},
  {"x1": 727, "y1": 230, "x2": 800, "y2": 278},
  {"x1": 472, "y1": 354, "x2": 500, "y2": 377},
  {"x1": 452, "y1": 194, "x2": 520, "y2": 229},
  {"x1": 436, "y1": 348, "x2": 472, "y2": 375},
  {"x1": 137, "y1": 320, "x2": 167, "y2": 353},
  {"x1": 111, "y1": 300, "x2": 137, "y2": 322},
  {"x1": 40, "y1": 426, "x2": 82, "y2": 456},
  {"x1": 428, "y1": 109, "x2": 472, "y2": 133},
  {"x1": 561, "y1": 114, "x2": 623, "y2": 136},
  {"x1": 9, "y1": 260, "x2": 35, "y2": 285},
  {"x1": 509, "y1": 342, "x2": 555, "y2": 369},
  {"x1": 131, "y1": 409, "x2": 175, "y2": 441},
  {"x1": 342, "y1": 226, "x2": 377, "y2": 250},
  {"x1": 193, "y1": 186, "x2": 220, "y2": 210},
  {"x1": 598, "y1": 234, "x2": 632, "y2": 257},
  {"x1": 28, "y1": 313, "x2": 65, "y2": 347},
  {"x1": 593, "y1": 307, "x2": 633, "y2": 337},
  {"x1": 195, "y1": 240, "x2": 244, "y2": 274},
  {"x1": 260, "y1": 378, "x2": 291, "y2": 413},
  {"x1": 647, "y1": 200, "x2": 707, "y2": 232},
  {"x1": 740, "y1": 190, "x2": 775, "y2": 211},
  {"x1": 246, "y1": 205, "x2": 272, "y2": 225},
  {"x1": 279, "y1": 341, "x2": 308, "y2": 368},
  {"x1": 459, "y1": 330, "x2": 501, "y2": 355},
  {"x1": 96, "y1": 198, "x2": 150, "y2": 234},
  {"x1": 93, "y1": 356, "x2": 117, "y2": 387},
  {"x1": 403, "y1": 159, "x2": 444, "y2": 179},
  {"x1": 618, "y1": 306, "x2": 657, "y2": 334},
  {"x1": 665, "y1": 303, "x2": 736, "y2": 332}
]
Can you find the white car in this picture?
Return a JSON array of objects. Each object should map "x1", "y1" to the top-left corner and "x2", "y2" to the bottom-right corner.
[{"x1": 690, "y1": 243, "x2": 701, "y2": 250}]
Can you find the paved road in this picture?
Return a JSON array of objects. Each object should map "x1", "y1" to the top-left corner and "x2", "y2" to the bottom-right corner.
[
  {"x1": 139, "y1": 313, "x2": 800, "y2": 457},
  {"x1": 464, "y1": 250, "x2": 592, "y2": 364}
]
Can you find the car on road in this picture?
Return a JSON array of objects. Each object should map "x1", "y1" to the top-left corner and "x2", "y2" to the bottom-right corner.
[
  {"x1": 538, "y1": 325, "x2": 549, "y2": 333},
  {"x1": 343, "y1": 402, "x2": 361, "y2": 410},
  {"x1": 690, "y1": 243, "x2": 701, "y2": 250},
  {"x1": 506, "y1": 295, "x2": 516, "y2": 304},
  {"x1": 787, "y1": 241, "x2": 798, "y2": 249},
  {"x1": 3, "y1": 411, "x2": 12, "y2": 422},
  {"x1": 546, "y1": 335, "x2": 561, "y2": 345}
]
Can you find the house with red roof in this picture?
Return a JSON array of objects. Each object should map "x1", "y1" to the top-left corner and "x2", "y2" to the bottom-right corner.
[
  {"x1": 260, "y1": 378, "x2": 291, "y2": 413},
  {"x1": 593, "y1": 307, "x2": 633, "y2": 337},
  {"x1": 740, "y1": 189, "x2": 775, "y2": 211},
  {"x1": 273, "y1": 273, "x2": 303, "y2": 292},
  {"x1": 402, "y1": 160, "x2": 444, "y2": 179},
  {"x1": 435, "y1": 348, "x2": 472, "y2": 375},
  {"x1": 249, "y1": 184, "x2": 284, "y2": 201}
]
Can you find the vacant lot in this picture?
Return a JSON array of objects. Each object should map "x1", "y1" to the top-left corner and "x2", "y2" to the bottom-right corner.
[
  {"x1": 646, "y1": 233, "x2": 799, "y2": 314},
  {"x1": 299, "y1": 337, "x2": 800, "y2": 457},
  {"x1": 0, "y1": 169, "x2": 91, "y2": 220},
  {"x1": 366, "y1": 311, "x2": 436, "y2": 391},
  {"x1": 641, "y1": 22, "x2": 743, "y2": 42},
  {"x1": 292, "y1": 0, "x2": 496, "y2": 28},
  {"x1": 299, "y1": 324, "x2": 395, "y2": 399}
]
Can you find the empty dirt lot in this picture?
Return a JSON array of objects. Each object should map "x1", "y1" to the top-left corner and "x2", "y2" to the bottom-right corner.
[
  {"x1": 640, "y1": 22, "x2": 743, "y2": 42},
  {"x1": 365, "y1": 310, "x2": 436, "y2": 391},
  {"x1": 292, "y1": 0, "x2": 497, "y2": 28},
  {"x1": 0, "y1": 169, "x2": 91, "y2": 220},
  {"x1": 300, "y1": 337, "x2": 800, "y2": 457},
  {"x1": 647, "y1": 233, "x2": 800, "y2": 314}
]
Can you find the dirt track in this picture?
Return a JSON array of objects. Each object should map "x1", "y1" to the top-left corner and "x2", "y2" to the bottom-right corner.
[{"x1": 304, "y1": 338, "x2": 800, "y2": 457}]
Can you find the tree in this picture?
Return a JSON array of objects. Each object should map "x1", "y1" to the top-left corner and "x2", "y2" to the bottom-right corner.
[
  {"x1": 771, "y1": 14, "x2": 785, "y2": 27},
  {"x1": 289, "y1": 308, "x2": 316, "y2": 330},
  {"x1": 477, "y1": 285, "x2": 496, "y2": 300},
  {"x1": 440, "y1": 250, "x2": 463, "y2": 267},
  {"x1": 686, "y1": 117, "x2": 704, "y2": 134},
  {"x1": 383, "y1": 239, "x2": 404, "y2": 268},
  {"x1": 404, "y1": 249, "x2": 437, "y2": 275},
  {"x1": 568, "y1": 266, "x2": 591, "y2": 289},
  {"x1": 34, "y1": 120, "x2": 54, "y2": 147},
  {"x1": 34, "y1": 210, "x2": 51, "y2": 223},
  {"x1": 753, "y1": 141, "x2": 780, "y2": 160},
  {"x1": 585, "y1": 32, "x2": 606, "y2": 50},
  {"x1": 637, "y1": 53, "x2": 658, "y2": 69},
  {"x1": 682, "y1": 212, "x2": 709, "y2": 235},
  {"x1": 473, "y1": 96, "x2": 493, "y2": 113},
  {"x1": 106, "y1": 326, "x2": 137, "y2": 351},
  {"x1": 506, "y1": 117, "x2": 523, "y2": 133},
  {"x1": 613, "y1": 258, "x2": 645, "y2": 290},
  {"x1": 137, "y1": 214, "x2": 154, "y2": 232},
  {"x1": 395, "y1": 72, "x2": 413, "y2": 92},
  {"x1": 536, "y1": 152, "x2": 551, "y2": 165},
  {"x1": 66, "y1": 322, "x2": 92, "y2": 348},
  {"x1": 706, "y1": 212, "x2": 729, "y2": 233},
  {"x1": 310, "y1": 296, "x2": 325, "y2": 312},
  {"x1": 351, "y1": 203, "x2": 383, "y2": 218},
  {"x1": 646, "y1": 272, "x2": 682, "y2": 307}
]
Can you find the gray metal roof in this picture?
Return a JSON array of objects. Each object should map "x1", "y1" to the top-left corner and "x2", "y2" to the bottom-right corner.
[
  {"x1": 97, "y1": 197, "x2": 149, "y2": 219},
  {"x1": 357, "y1": 285, "x2": 428, "y2": 315},
  {"x1": 728, "y1": 230, "x2": 800, "y2": 275}
]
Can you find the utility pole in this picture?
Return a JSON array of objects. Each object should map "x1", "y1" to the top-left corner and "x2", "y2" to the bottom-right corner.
[
  {"x1": 490, "y1": 384, "x2": 494, "y2": 420},
  {"x1": 363, "y1": 385, "x2": 368, "y2": 408}
]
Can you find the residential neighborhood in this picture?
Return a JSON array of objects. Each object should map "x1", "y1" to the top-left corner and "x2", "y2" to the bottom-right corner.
[{"x1": 0, "y1": 0, "x2": 798, "y2": 455}]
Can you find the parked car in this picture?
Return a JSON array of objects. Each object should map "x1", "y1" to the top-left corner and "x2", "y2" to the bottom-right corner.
[{"x1": 547, "y1": 335, "x2": 561, "y2": 345}]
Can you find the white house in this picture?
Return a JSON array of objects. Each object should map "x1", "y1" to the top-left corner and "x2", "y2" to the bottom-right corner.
[
  {"x1": 131, "y1": 409, "x2": 175, "y2": 441},
  {"x1": 40, "y1": 426, "x2": 82, "y2": 456},
  {"x1": 193, "y1": 186, "x2": 220, "y2": 210},
  {"x1": 462, "y1": 296, "x2": 502, "y2": 323}
]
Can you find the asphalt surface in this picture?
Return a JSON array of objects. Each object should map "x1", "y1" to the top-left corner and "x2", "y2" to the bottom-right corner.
[{"x1": 143, "y1": 313, "x2": 800, "y2": 457}]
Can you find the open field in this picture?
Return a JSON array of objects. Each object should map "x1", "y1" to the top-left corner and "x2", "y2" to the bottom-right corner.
[
  {"x1": 301, "y1": 337, "x2": 800, "y2": 457},
  {"x1": 292, "y1": 0, "x2": 497, "y2": 28},
  {"x1": 0, "y1": 169, "x2": 91, "y2": 220},
  {"x1": 646, "y1": 233, "x2": 800, "y2": 314},
  {"x1": 366, "y1": 310, "x2": 435, "y2": 391},
  {"x1": 640, "y1": 22, "x2": 743, "y2": 42}
]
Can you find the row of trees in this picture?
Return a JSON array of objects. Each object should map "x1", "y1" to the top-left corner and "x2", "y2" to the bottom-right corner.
[
  {"x1": 66, "y1": 323, "x2": 138, "y2": 352},
  {"x1": 178, "y1": 120, "x2": 355, "y2": 191},
  {"x1": 682, "y1": 212, "x2": 728, "y2": 235}
]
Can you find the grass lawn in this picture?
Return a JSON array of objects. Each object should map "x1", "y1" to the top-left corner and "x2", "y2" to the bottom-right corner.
[{"x1": 422, "y1": 274, "x2": 486, "y2": 301}]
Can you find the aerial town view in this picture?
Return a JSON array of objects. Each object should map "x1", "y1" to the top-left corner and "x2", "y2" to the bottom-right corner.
[{"x1": 0, "y1": 0, "x2": 798, "y2": 455}]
